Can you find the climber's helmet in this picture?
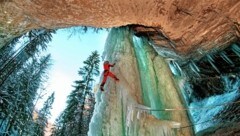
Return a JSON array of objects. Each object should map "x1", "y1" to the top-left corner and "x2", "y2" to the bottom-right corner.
[{"x1": 104, "y1": 61, "x2": 109, "y2": 64}]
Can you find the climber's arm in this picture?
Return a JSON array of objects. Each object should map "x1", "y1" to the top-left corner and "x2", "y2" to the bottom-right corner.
[{"x1": 109, "y1": 63, "x2": 116, "y2": 67}]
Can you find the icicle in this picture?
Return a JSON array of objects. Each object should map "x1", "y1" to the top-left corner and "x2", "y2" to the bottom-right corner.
[
  {"x1": 189, "y1": 61, "x2": 200, "y2": 76},
  {"x1": 219, "y1": 51, "x2": 234, "y2": 65},
  {"x1": 137, "y1": 111, "x2": 141, "y2": 119},
  {"x1": 190, "y1": 60, "x2": 200, "y2": 72},
  {"x1": 207, "y1": 54, "x2": 215, "y2": 62},
  {"x1": 174, "y1": 60, "x2": 182, "y2": 76},
  {"x1": 233, "y1": 44, "x2": 240, "y2": 51},
  {"x1": 206, "y1": 54, "x2": 220, "y2": 74},
  {"x1": 197, "y1": 49, "x2": 204, "y2": 55},
  {"x1": 135, "y1": 104, "x2": 150, "y2": 110},
  {"x1": 126, "y1": 106, "x2": 131, "y2": 127},
  {"x1": 168, "y1": 60, "x2": 182, "y2": 76},
  {"x1": 231, "y1": 44, "x2": 240, "y2": 57},
  {"x1": 131, "y1": 106, "x2": 134, "y2": 122}
]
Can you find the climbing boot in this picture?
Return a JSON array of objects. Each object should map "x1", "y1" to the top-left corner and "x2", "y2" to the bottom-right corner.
[
  {"x1": 100, "y1": 86, "x2": 104, "y2": 91},
  {"x1": 115, "y1": 77, "x2": 119, "y2": 82}
]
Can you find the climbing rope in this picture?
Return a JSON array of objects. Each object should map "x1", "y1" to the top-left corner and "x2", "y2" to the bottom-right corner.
[{"x1": 135, "y1": 100, "x2": 240, "y2": 111}]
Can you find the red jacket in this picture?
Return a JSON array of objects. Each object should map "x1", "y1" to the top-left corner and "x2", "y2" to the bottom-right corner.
[{"x1": 103, "y1": 62, "x2": 114, "y2": 71}]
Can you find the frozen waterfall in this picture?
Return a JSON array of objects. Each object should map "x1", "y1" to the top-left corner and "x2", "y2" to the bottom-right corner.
[{"x1": 88, "y1": 28, "x2": 193, "y2": 136}]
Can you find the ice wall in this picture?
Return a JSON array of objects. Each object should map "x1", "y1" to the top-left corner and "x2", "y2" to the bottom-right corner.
[{"x1": 89, "y1": 28, "x2": 193, "y2": 136}]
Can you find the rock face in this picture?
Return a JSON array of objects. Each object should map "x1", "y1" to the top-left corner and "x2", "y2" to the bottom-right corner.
[{"x1": 1, "y1": 0, "x2": 239, "y2": 56}]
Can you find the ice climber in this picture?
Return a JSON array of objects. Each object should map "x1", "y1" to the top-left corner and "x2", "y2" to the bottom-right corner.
[{"x1": 100, "y1": 61, "x2": 119, "y2": 91}]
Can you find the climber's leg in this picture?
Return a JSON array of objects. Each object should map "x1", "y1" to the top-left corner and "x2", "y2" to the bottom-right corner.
[
  {"x1": 100, "y1": 75, "x2": 108, "y2": 91},
  {"x1": 108, "y1": 71, "x2": 119, "y2": 81}
]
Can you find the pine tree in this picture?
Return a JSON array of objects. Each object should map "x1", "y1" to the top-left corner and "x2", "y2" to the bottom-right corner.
[
  {"x1": 0, "y1": 29, "x2": 55, "y2": 87},
  {"x1": 0, "y1": 54, "x2": 52, "y2": 135},
  {"x1": 51, "y1": 113, "x2": 66, "y2": 136},
  {"x1": 51, "y1": 51, "x2": 100, "y2": 135},
  {"x1": 21, "y1": 55, "x2": 52, "y2": 135},
  {"x1": 0, "y1": 28, "x2": 54, "y2": 135},
  {"x1": 78, "y1": 51, "x2": 100, "y2": 135},
  {"x1": 34, "y1": 92, "x2": 55, "y2": 136}
]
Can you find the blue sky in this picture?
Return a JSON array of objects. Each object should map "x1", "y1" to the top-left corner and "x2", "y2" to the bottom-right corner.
[{"x1": 37, "y1": 28, "x2": 108, "y2": 122}]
